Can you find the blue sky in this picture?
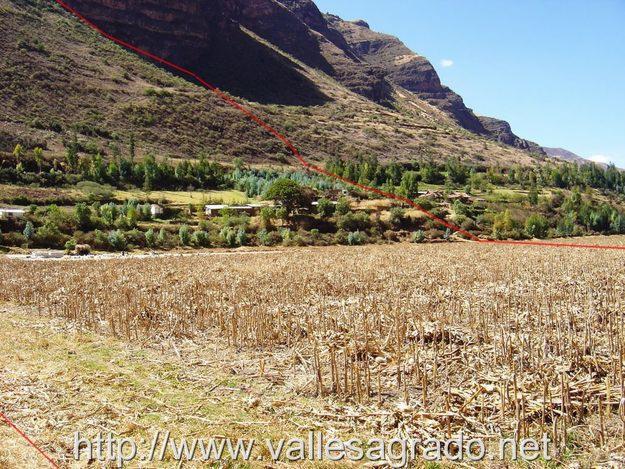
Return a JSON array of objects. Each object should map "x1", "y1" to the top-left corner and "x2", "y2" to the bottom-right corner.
[{"x1": 315, "y1": 0, "x2": 625, "y2": 166}]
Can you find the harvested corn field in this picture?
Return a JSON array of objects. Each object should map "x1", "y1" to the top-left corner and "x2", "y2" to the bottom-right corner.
[{"x1": 1, "y1": 239, "x2": 625, "y2": 466}]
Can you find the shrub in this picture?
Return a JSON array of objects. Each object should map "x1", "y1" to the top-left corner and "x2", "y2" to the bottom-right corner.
[
  {"x1": 412, "y1": 230, "x2": 425, "y2": 243},
  {"x1": 347, "y1": 231, "x2": 367, "y2": 246},
  {"x1": 192, "y1": 230, "x2": 210, "y2": 247},
  {"x1": 108, "y1": 230, "x2": 127, "y2": 251},
  {"x1": 23, "y1": 221, "x2": 35, "y2": 240},
  {"x1": 178, "y1": 225, "x2": 191, "y2": 246},
  {"x1": 335, "y1": 197, "x2": 351, "y2": 216},
  {"x1": 334, "y1": 229, "x2": 348, "y2": 245},
  {"x1": 64, "y1": 238, "x2": 77, "y2": 253},
  {"x1": 157, "y1": 228, "x2": 168, "y2": 247},
  {"x1": 389, "y1": 207, "x2": 405, "y2": 228},
  {"x1": 219, "y1": 227, "x2": 238, "y2": 247},
  {"x1": 145, "y1": 228, "x2": 156, "y2": 247},
  {"x1": 524, "y1": 214, "x2": 549, "y2": 239},
  {"x1": 257, "y1": 229, "x2": 281, "y2": 246},
  {"x1": 316, "y1": 198, "x2": 335, "y2": 218},
  {"x1": 235, "y1": 228, "x2": 247, "y2": 246},
  {"x1": 337, "y1": 212, "x2": 370, "y2": 232}
]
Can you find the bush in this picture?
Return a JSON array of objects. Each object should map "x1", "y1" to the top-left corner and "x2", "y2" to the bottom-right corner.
[
  {"x1": 192, "y1": 230, "x2": 210, "y2": 247},
  {"x1": 389, "y1": 207, "x2": 405, "y2": 228},
  {"x1": 178, "y1": 225, "x2": 191, "y2": 246},
  {"x1": 219, "y1": 227, "x2": 238, "y2": 247},
  {"x1": 108, "y1": 230, "x2": 127, "y2": 251},
  {"x1": 2, "y1": 232, "x2": 27, "y2": 247},
  {"x1": 337, "y1": 212, "x2": 370, "y2": 232},
  {"x1": 64, "y1": 238, "x2": 77, "y2": 252},
  {"x1": 412, "y1": 230, "x2": 425, "y2": 243},
  {"x1": 316, "y1": 198, "x2": 335, "y2": 218},
  {"x1": 334, "y1": 229, "x2": 348, "y2": 245},
  {"x1": 335, "y1": 197, "x2": 351, "y2": 216},
  {"x1": 347, "y1": 231, "x2": 367, "y2": 246},
  {"x1": 524, "y1": 214, "x2": 549, "y2": 239},
  {"x1": 257, "y1": 229, "x2": 281, "y2": 246},
  {"x1": 235, "y1": 228, "x2": 247, "y2": 246},
  {"x1": 145, "y1": 228, "x2": 156, "y2": 247}
]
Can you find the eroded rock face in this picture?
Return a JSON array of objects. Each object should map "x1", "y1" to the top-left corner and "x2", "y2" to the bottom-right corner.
[
  {"x1": 478, "y1": 116, "x2": 545, "y2": 155},
  {"x1": 63, "y1": 0, "x2": 393, "y2": 105},
  {"x1": 62, "y1": 0, "x2": 332, "y2": 105},
  {"x1": 327, "y1": 16, "x2": 487, "y2": 134}
]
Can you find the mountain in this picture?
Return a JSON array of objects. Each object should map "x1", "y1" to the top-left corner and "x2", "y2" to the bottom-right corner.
[
  {"x1": 0, "y1": 0, "x2": 542, "y2": 168},
  {"x1": 543, "y1": 147, "x2": 591, "y2": 165},
  {"x1": 478, "y1": 116, "x2": 545, "y2": 155},
  {"x1": 325, "y1": 15, "x2": 487, "y2": 134},
  {"x1": 325, "y1": 15, "x2": 544, "y2": 154}
]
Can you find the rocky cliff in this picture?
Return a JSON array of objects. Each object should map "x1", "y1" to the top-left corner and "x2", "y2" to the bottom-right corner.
[
  {"x1": 478, "y1": 116, "x2": 545, "y2": 155},
  {"x1": 327, "y1": 16, "x2": 488, "y2": 134},
  {"x1": 52, "y1": 0, "x2": 544, "y2": 154},
  {"x1": 63, "y1": 0, "x2": 394, "y2": 105}
]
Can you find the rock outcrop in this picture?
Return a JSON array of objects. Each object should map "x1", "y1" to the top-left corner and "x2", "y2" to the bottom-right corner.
[
  {"x1": 478, "y1": 116, "x2": 545, "y2": 155},
  {"x1": 61, "y1": 0, "x2": 544, "y2": 152},
  {"x1": 327, "y1": 16, "x2": 487, "y2": 134}
]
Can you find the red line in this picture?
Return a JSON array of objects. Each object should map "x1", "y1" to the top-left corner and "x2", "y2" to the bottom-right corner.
[
  {"x1": 0, "y1": 411, "x2": 59, "y2": 468},
  {"x1": 51, "y1": 0, "x2": 625, "y2": 251}
]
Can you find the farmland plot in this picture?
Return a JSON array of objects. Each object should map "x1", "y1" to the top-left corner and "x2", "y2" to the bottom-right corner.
[{"x1": 1, "y1": 238, "x2": 625, "y2": 465}]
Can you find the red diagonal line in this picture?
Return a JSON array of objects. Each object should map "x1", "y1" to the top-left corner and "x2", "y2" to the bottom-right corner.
[
  {"x1": 51, "y1": 0, "x2": 625, "y2": 251},
  {"x1": 0, "y1": 410, "x2": 59, "y2": 468}
]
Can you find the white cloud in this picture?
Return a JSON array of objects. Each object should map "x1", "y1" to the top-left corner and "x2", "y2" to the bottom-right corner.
[
  {"x1": 589, "y1": 154, "x2": 612, "y2": 164},
  {"x1": 440, "y1": 59, "x2": 454, "y2": 68}
]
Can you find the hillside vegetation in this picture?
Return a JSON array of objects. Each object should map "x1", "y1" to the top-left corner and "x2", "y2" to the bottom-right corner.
[{"x1": 1, "y1": 0, "x2": 540, "y2": 167}]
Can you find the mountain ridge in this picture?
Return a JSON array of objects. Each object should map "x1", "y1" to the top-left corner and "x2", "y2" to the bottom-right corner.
[{"x1": 0, "y1": 0, "x2": 548, "y2": 168}]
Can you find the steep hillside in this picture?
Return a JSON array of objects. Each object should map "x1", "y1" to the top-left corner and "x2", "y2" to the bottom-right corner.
[
  {"x1": 478, "y1": 116, "x2": 545, "y2": 155},
  {"x1": 327, "y1": 15, "x2": 544, "y2": 155},
  {"x1": 326, "y1": 15, "x2": 487, "y2": 134},
  {"x1": 543, "y1": 147, "x2": 592, "y2": 165},
  {"x1": 0, "y1": 0, "x2": 540, "y2": 168}
]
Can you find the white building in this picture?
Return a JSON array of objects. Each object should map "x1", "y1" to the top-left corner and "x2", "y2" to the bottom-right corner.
[
  {"x1": 0, "y1": 208, "x2": 26, "y2": 221},
  {"x1": 204, "y1": 204, "x2": 264, "y2": 218}
]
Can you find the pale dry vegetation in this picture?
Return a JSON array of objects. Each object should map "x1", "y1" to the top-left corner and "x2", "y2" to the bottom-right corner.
[{"x1": 2, "y1": 239, "x2": 625, "y2": 465}]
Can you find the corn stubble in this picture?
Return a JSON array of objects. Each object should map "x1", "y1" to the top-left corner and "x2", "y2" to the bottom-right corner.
[{"x1": 2, "y1": 243, "x2": 625, "y2": 460}]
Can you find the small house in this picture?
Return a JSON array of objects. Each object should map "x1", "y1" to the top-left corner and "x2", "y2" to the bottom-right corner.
[
  {"x1": 0, "y1": 208, "x2": 26, "y2": 221},
  {"x1": 150, "y1": 204, "x2": 164, "y2": 217}
]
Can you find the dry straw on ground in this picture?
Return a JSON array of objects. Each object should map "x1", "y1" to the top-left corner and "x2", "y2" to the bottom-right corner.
[{"x1": 1, "y1": 239, "x2": 625, "y2": 464}]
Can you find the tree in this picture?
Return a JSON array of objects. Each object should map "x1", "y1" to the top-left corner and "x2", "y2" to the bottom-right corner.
[
  {"x1": 33, "y1": 147, "x2": 44, "y2": 173},
  {"x1": 157, "y1": 228, "x2": 167, "y2": 246},
  {"x1": 446, "y1": 158, "x2": 469, "y2": 185},
  {"x1": 75, "y1": 203, "x2": 92, "y2": 230},
  {"x1": 528, "y1": 184, "x2": 539, "y2": 206},
  {"x1": 108, "y1": 230, "x2": 127, "y2": 251},
  {"x1": 23, "y1": 221, "x2": 35, "y2": 240},
  {"x1": 129, "y1": 134, "x2": 136, "y2": 163},
  {"x1": 525, "y1": 214, "x2": 549, "y2": 239},
  {"x1": 13, "y1": 144, "x2": 24, "y2": 162},
  {"x1": 65, "y1": 132, "x2": 78, "y2": 170},
  {"x1": 264, "y1": 179, "x2": 311, "y2": 216},
  {"x1": 420, "y1": 164, "x2": 444, "y2": 184},
  {"x1": 400, "y1": 171, "x2": 420, "y2": 199},
  {"x1": 145, "y1": 228, "x2": 156, "y2": 247},
  {"x1": 178, "y1": 225, "x2": 191, "y2": 246},
  {"x1": 492, "y1": 210, "x2": 516, "y2": 240}
]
